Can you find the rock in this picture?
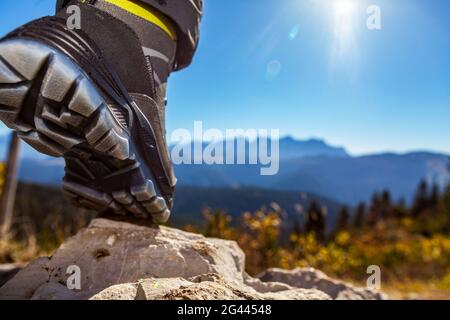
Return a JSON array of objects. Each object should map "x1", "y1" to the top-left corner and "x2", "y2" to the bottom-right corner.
[
  {"x1": 91, "y1": 273, "x2": 331, "y2": 300},
  {"x1": 89, "y1": 283, "x2": 138, "y2": 300},
  {"x1": 257, "y1": 268, "x2": 387, "y2": 300},
  {"x1": 0, "y1": 216, "x2": 245, "y2": 300},
  {"x1": 0, "y1": 216, "x2": 385, "y2": 300},
  {"x1": 0, "y1": 258, "x2": 50, "y2": 300},
  {"x1": 31, "y1": 283, "x2": 89, "y2": 300},
  {"x1": 135, "y1": 277, "x2": 194, "y2": 300},
  {"x1": 243, "y1": 273, "x2": 292, "y2": 293},
  {"x1": 0, "y1": 264, "x2": 22, "y2": 288}
]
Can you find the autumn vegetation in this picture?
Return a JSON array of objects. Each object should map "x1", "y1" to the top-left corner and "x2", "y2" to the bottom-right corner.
[
  {"x1": 185, "y1": 179, "x2": 450, "y2": 298},
  {"x1": 1, "y1": 160, "x2": 450, "y2": 298}
]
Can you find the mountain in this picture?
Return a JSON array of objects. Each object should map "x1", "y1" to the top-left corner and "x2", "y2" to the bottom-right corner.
[
  {"x1": 270, "y1": 152, "x2": 449, "y2": 205},
  {"x1": 174, "y1": 152, "x2": 449, "y2": 205},
  {"x1": 0, "y1": 133, "x2": 448, "y2": 206},
  {"x1": 168, "y1": 137, "x2": 349, "y2": 162},
  {"x1": 171, "y1": 139, "x2": 449, "y2": 205},
  {"x1": 279, "y1": 137, "x2": 349, "y2": 159}
]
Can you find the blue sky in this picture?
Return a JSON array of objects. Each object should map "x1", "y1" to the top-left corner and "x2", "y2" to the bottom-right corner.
[{"x1": 0, "y1": 0, "x2": 449, "y2": 155}]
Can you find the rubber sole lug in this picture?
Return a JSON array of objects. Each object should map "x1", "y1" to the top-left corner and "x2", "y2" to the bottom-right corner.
[{"x1": 0, "y1": 38, "x2": 170, "y2": 223}]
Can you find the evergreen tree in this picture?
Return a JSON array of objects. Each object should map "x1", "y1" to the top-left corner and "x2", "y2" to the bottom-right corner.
[
  {"x1": 440, "y1": 185, "x2": 450, "y2": 234},
  {"x1": 353, "y1": 202, "x2": 366, "y2": 228},
  {"x1": 411, "y1": 180, "x2": 430, "y2": 217},
  {"x1": 430, "y1": 183, "x2": 440, "y2": 211},
  {"x1": 392, "y1": 198, "x2": 408, "y2": 219},
  {"x1": 305, "y1": 201, "x2": 326, "y2": 242},
  {"x1": 436, "y1": 159, "x2": 450, "y2": 233},
  {"x1": 335, "y1": 206, "x2": 350, "y2": 233},
  {"x1": 368, "y1": 192, "x2": 381, "y2": 225},
  {"x1": 380, "y1": 189, "x2": 392, "y2": 219}
]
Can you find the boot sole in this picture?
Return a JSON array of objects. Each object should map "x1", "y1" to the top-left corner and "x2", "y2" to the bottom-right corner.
[{"x1": 0, "y1": 38, "x2": 170, "y2": 223}]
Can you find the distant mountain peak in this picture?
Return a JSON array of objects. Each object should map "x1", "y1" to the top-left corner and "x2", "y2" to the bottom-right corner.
[
  {"x1": 305, "y1": 138, "x2": 326, "y2": 144},
  {"x1": 279, "y1": 136, "x2": 349, "y2": 159}
]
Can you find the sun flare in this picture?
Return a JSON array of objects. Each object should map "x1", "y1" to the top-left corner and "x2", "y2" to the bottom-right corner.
[
  {"x1": 334, "y1": 0, "x2": 356, "y2": 18},
  {"x1": 330, "y1": 0, "x2": 358, "y2": 64},
  {"x1": 333, "y1": 0, "x2": 358, "y2": 35}
]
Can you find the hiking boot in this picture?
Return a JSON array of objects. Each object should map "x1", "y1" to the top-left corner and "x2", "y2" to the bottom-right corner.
[{"x1": 0, "y1": 0, "x2": 201, "y2": 223}]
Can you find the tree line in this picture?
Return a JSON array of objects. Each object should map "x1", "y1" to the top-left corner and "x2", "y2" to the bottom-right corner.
[{"x1": 302, "y1": 178, "x2": 450, "y2": 242}]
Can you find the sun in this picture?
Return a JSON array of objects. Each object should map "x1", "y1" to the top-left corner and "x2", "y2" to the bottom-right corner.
[
  {"x1": 333, "y1": 0, "x2": 357, "y2": 38},
  {"x1": 329, "y1": 0, "x2": 359, "y2": 67},
  {"x1": 334, "y1": 0, "x2": 356, "y2": 18},
  {"x1": 301, "y1": 0, "x2": 359, "y2": 67}
]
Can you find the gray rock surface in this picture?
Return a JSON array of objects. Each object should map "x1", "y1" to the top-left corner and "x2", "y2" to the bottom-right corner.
[
  {"x1": 0, "y1": 217, "x2": 386, "y2": 300},
  {"x1": 0, "y1": 264, "x2": 22, "y2": 288},
  {"x1": 258, "y1": 268, "x2": 387, "y2": 300},
  {"x1": 91, "y1": 273, "x2": 330, "y2": 300}
]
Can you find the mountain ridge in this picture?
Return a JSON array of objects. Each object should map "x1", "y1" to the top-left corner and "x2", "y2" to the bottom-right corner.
[{"x1": 0, "y1": 133, "x2": 448, "y2": 206}]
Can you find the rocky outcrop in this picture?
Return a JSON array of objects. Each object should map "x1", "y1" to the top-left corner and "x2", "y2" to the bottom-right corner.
[
  {"x1": 91, "y1": 274, "x2": 330, "y2": 300},
  {"x1": 257, "y1": 268, "x2": 386, "y2": 300},
  {"x1": 0, "y1": 217, "x2": 386, "y2": 300}
]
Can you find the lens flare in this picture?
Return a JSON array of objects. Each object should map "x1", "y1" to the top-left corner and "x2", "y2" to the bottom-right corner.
[
  {"x1": 334, "y1": 0, "x2": 356, "y2": 18},
  {"x1": 330, "y1": 0, "x2": 358, "y2": 67}
]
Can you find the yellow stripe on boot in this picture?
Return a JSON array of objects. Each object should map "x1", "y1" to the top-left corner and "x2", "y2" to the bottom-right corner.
[{"x1": 105, "y1": 0, "x2": 177, "y2": 40}]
